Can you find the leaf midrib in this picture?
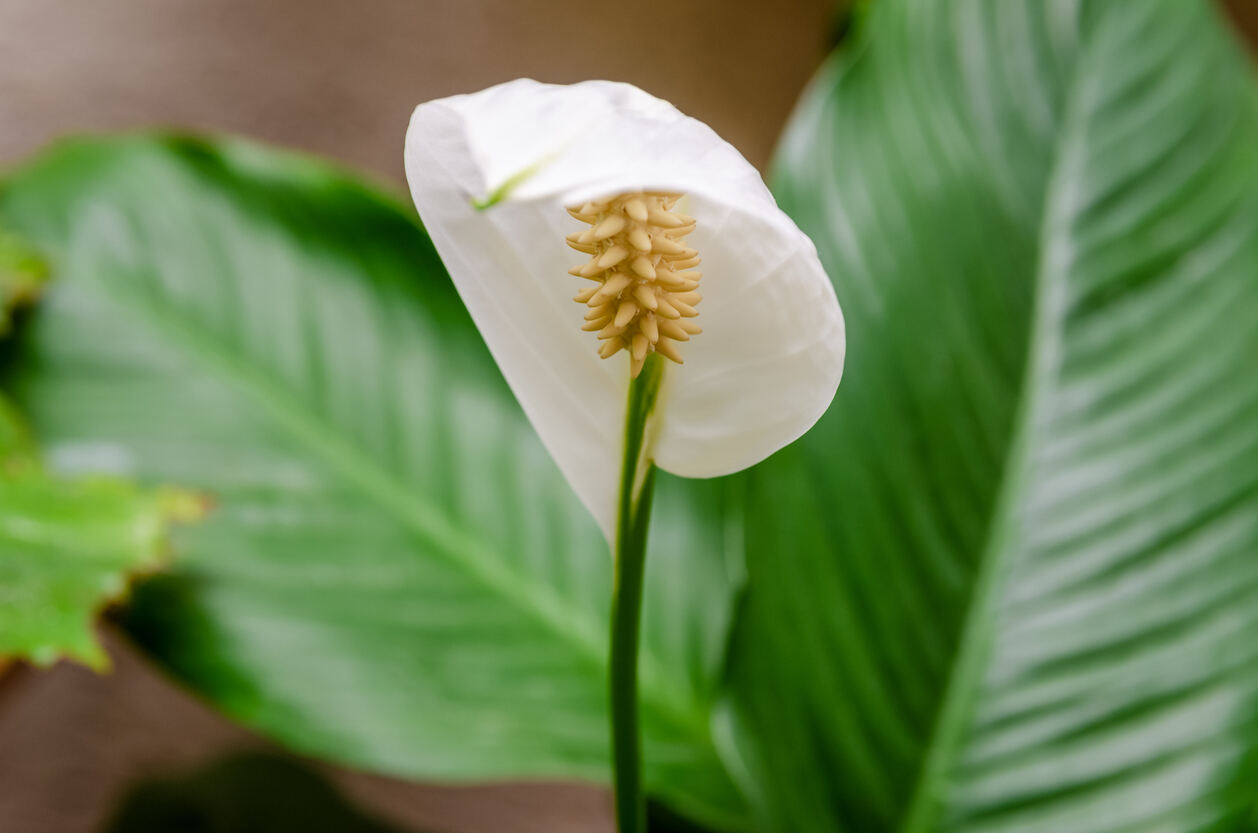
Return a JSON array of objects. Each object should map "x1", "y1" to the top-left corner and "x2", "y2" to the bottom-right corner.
[
  {"x1": 79, "y1": 256, "x2": 711, "y2": 740},
  {"x1": 896, "y1": 40, "x2": 1088, "y2": 833}
]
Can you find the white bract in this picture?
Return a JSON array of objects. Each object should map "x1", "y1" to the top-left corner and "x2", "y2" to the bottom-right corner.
[{"x1": 405, "y1": 79, "x2": 845, "y2": 537}]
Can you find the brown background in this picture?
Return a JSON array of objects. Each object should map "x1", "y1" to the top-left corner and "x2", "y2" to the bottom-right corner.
[
  {"x1": 0, "y1": 2, "x2": 1254, "y2": 832},
  {"x1": 0, "y1": 0, "x2": 841, "y2": 181}
]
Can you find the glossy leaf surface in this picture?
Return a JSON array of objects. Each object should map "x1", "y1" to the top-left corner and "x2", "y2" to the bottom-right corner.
[
  {"x1": 0, "y1": 136, "x2": 745, "y2": 829},
  {"x1": 720, "y1": 1, "x2": 1258, "y2": 831}
]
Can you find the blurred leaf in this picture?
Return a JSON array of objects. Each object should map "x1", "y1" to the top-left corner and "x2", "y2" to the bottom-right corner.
[
  {"x1": 0, "y1": 390, "x2": 33, "y2": 463},
  {"x1": 0, "y1": 228, "x2": 48, "y2": 334},
  {"x1": 0, "y1": 136, "x2": 745, "y2": 829},
  {"x1": 102, "y1": 751, "x2": 406, "y2": 833},
  {"x1": 0, "y1": 395, "x2": 200, "y2": 668},
  {"x1": 719, "y1": 1, "x2": 1258, "y2": 831}
]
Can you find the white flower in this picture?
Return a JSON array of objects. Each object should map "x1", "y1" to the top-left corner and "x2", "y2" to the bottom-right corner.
[{"x1": 405, "y1": 79, "x2": 844, "y2": 537}]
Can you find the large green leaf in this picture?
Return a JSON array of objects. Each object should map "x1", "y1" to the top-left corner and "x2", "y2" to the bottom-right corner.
[
  {"x1": 0, "y1": 136, "x2": 746, "y2": 829},
  {"x1": 719, "y1": 1, "x2": 1258, "y2": 831}
]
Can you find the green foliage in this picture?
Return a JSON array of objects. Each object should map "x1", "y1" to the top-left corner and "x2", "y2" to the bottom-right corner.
[
  {"x1": 721, "y1": 0, "x2": 1258, "y2": 831},
  {"x1": 2, "y1": 0, "x2": 1257, "y2": 830},
  {"x1": 0, "y1": 135, "x2": 746, "y2": 830},
  {"x1": 0, "y1": 228, "x2": 48, "y2": 334},
  {"x1": 0, "y1": 394, "x2": 198, "y2": 668}
]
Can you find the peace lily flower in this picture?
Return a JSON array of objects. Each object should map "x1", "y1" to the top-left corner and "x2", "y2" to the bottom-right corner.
[
  {"x1": 406, "y1": 79, "x2": 844, "y2": 833},
  {"x1": 404, "y1": 79, "x2": 845, "y2": 539}
]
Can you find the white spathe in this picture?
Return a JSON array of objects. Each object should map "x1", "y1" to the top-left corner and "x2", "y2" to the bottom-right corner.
[{"x1": 405, "y1": 79, "x2": 845, "y2": 538}]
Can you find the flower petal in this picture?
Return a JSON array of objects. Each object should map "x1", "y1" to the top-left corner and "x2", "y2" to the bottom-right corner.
[{"x1": 405, "y1": 79, "x2": 844, "y2": 537}]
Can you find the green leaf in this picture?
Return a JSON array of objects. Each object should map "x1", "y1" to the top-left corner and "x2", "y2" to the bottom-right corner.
[
  {"x1": 0, "y1": 390, "x2": 33, "y2": 463},
  {"x1": 0, "y1": 395, "x2": 198, "y2": 669},
  {"x1": 720, "y1": 1, "x2": 1258, "y2": 831},
  {"x1": 0, "y1": 227, "x2": 49, "y2": 334},
  {"x1": 0, "y1": 136, "x2": 746, "y2": 829}
]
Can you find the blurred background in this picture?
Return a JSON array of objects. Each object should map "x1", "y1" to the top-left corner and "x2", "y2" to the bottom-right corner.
[{"x1": 0, "y1": 2, "x2": 1254, "y2": 832}]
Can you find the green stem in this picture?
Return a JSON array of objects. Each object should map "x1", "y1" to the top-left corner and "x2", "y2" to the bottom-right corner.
[{"x1": 609, "y1": 354, "x2": 665, "y2": 833}]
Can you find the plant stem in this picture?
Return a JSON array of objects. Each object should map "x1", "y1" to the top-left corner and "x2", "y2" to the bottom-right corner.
[{"x1": 609, "y1": 354, "x2": 665, "y2": 833}]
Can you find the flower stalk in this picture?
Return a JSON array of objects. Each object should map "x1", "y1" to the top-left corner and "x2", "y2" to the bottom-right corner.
[{"x1": 608, "y1": 352, "x2": 665, "y2": 833}]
